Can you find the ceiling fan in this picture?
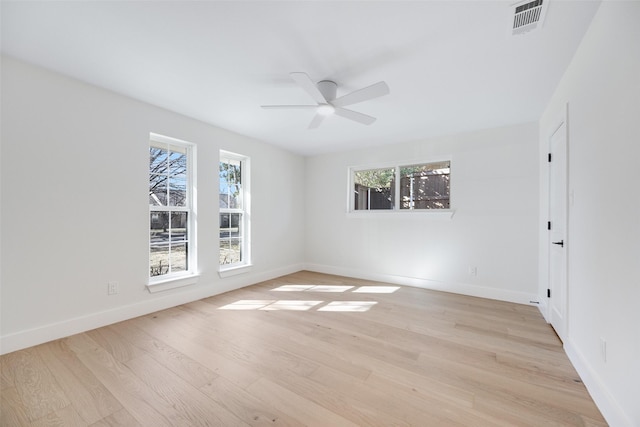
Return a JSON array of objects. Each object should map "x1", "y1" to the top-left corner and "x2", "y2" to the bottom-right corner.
[{"x1": 261, "y1": 72, "x2": 390, "y2": 129}]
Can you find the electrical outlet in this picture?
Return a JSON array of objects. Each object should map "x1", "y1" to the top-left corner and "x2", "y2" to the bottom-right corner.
[
  {"x1": 600, "y1": 337, "x2": 607, "y2": 363},
  {"x1": 108, "y1": 281, "x2": 119, "y2": 295},
  {"x1": 468, "y1": 266, "x2": 477, "y2": 277}
]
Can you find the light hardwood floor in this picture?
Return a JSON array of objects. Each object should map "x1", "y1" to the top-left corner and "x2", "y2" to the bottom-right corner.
[{"x1": 1, "y1": 271, "x2": 607, "y2": 426}]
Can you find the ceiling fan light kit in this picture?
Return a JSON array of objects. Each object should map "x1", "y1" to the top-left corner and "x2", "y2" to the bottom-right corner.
[
  {"x1": 261, "y1": 72, "x2": 389, "y2": 129},
  {"x1": 316, "y1": 104, "x2": 335, "y2": 116}
]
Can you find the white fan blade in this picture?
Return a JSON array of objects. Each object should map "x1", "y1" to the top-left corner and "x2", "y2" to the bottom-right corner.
[
  {"x1": 261, "y1": 105, "x2": 318, "y2": 109},
  {"x1": 334, "y1": 107, "x2": 376, "y2": 125},
  {"x1": 332, "y1": 81, "x2": 389, "y2": 108},
  {"x1": 308, "y1": 114, "x2": 325, "y2": 129},
  {"x1": 290, "y1": 72, "x2": 327, "y2": 104}
]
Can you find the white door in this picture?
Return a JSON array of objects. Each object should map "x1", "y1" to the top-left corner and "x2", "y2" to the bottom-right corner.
[{"x1": 549, "y1": 122, "x2": 568, "y2": 341}]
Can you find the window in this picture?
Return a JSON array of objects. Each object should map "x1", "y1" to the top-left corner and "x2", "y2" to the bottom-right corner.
[
  {"x1": 149, "y1": 134, "x2": 195, "y2": 281},
  {"x1": 399, "y1": 161, "x2": 451, "y2": 209},
  {"x1": 219, "y1": 151, "x2": 250, "y2": 270},
  {"x1": 351, "y1": 160, "x2": 450, "y2": 211},
  {"x1": 354, "y1": 167, "x2": 395, "y2": 210}
]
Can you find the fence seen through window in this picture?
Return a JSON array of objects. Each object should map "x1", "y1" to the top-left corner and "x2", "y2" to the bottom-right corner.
[{"x1": 353, "y1": 161, "x2": 450, "y2": 211}]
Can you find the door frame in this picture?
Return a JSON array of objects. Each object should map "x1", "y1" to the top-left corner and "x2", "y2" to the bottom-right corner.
[{"x1": 540, "y1": 103, "x2": 570, "y2": 340}]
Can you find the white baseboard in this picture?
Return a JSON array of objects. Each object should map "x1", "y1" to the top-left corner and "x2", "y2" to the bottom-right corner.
[
  {"x1": 303, "y1": 263, "x2": 538, "y2": 306},
  {"x1": 536, "y1": 297, "x2": 549, "y2": 321},
  {"x1": 0, "y1": 263, "x2": 305, "y2": 355},
  {"x1": 564, "y1": 340, "x2": 633, "y2": 427}
]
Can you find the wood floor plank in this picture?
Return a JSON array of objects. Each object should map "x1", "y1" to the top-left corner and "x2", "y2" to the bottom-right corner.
[
  {"x1": 205, "y1": 305, "x2": 373, "y2": 381},
  {"x1": 130, "y1": 313, "x2": 263, "y2": 390},
  {"x1": 30, "y1": 404, "x2": 86, "y2": 427},
  {"x1": 0, "y1": 271, "x2": 607, "y2": 426},
  {"x1": 0, "y1": 386, "x2": 32, "y2": 426},
  {"x1": 85, "y1": 327, "x2": 145, "y2": 363},
  {"x1": 417, "y1": 349, "x2": 605, "y2": 420},
  {"x1": 88, "y1": 408, "x2": 141, "y2": 427},
  {"x1": 279, "y1": 364, "x2": 445, "y2": 426},
  {"x1": 1, "y1": 354, "x2": 16, "y2": 390},
  {"x1": 245, "y1": 377, "x2": 359, "y2": 427},
  {"x1": 34, "y1": 340, "x2": 122, "y2": 424},
  {"x1": 124, "y1": 354, "x2": 250, "y2": 426},
  {"x1": 1, "y1": 347, "x2": 70, "y2": 421},
  {"x1": 171, "y1": 307, "x2": 323, "y2": 379},
  {"x1": 199, "y1": 374, "x2": 302, "y2": 426},
  {"x1": 143, "y1": 305, "x2": 322, "y2": 385},
  {"x1": 363, "y1": 371, "x2": 511, "y2": 427},
  {"x1": 70, "y1": 334, "x2": 180, "y2": 426},
  {"x1": 105, "y1": 321, "x2": 219, "y2": 389}
]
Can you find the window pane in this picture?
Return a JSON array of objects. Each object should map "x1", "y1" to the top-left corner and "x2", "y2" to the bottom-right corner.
[
  {"x1": 150, "y1": 146, "x2": 167, "y2": 174},
  {"x1": 219, "y1": 239, "x2": 230, "y2": 265},
  {"x1": 171, "y1": 212, "x2": 188, "y2": 242},
  {"x1": 220, "y1": 238, "x2": 241, "y2": 265},
  {"x1": 229, "y1": 184, "x2": 242, "y2": 209},
  {"x1": 150, "y1": 212, "x2": 170, "y2": 243},
  {"x1": 169, "y1": 174, "x2": 187, "y2": 206},
  {"x1": 400, "y1": 162, "x2": 450, "y2": 210},
  {"x1": 149, "y1": 174, "x2": 167, "y2": 206},
  {"x1": 222, "y1": 159, "x2": 242, "y2": 186},
  {"x1": 220, "y1": 212, "x2": 242, "y2": 237},
  {"x1": 169, "y1": 148, "x2": 187, "y2": 176},
  {"x1": 230, "y1": 238, "x2": 242, "y2": 264},
  {"x1": 354, "y1": 168, "x2": 394, "y2": 210},
  {"x1": 220, "y1": 211, "x2": 243, "y2": 265},
  {"x1": 150, "y1": 245, "x2": 170, "y2": 277},
  {"x1": 230, "y1": 213, "x2": 242, "y2": 237},
  {"x1": 170, "y1": 243, "x2": 187, "y2": 272},
  {"x1": 220, "y1": 213, "x2": 231, "y2": 238},
  {"x1": 220, "y1": 193, "x2": 229, "y2": 209},
  {"x1": 219, "y1": 159, "x2": 242, "y2": 209}
]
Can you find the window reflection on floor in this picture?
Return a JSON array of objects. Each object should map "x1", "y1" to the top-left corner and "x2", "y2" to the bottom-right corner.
[
  {"x1": 317, "y1": 301, "x2": 378, "y2": 312},
  {"x1": 272, "y1": 284, "x2": 354, "y2": 293},
  {"x1": 220, "y1": 281, "x2": 397, "y2": 312},
  {"x1": 353, "y1": 286, "x2": 400, "y2": 294}
]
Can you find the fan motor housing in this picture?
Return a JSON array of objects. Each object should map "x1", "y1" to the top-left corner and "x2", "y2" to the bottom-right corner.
[{"x1": 317, "y1": 80, "x2": 337, "y2": 101}]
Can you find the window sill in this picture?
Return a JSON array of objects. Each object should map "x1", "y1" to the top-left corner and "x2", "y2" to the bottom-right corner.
[
  {"x1": 147, "y1": 273, "x2": 199, "y2": 293},
  {"x1": 347, "y1": 209, "x2": 455, "y2": 219},
  {"x1": 219, "y1": 264, "x2": 252, "y2": 278}
]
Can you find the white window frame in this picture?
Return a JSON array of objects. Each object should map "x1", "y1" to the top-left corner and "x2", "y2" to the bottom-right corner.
[
  {"x1": 219, "y1": 150, "x2": 251, "y2": 277},
  {"x1": 347, "y1": 158, "x2": 454, "y2": 219},
  {"x1": 148, "y1": 133, "x2": 198, "y2": 292}
]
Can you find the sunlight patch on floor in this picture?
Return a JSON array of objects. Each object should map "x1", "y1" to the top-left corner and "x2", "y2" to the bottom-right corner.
[
  {"x1": 353, "y1": 286, "x2": 400, "y2": 294},
  {"x1": 271, "y1": 284, "x2": 354, "y2": 292},
  {"x1": 271, "y1": 285, "x2": 315, "y2": 291},
  {"x1": 260, "y1": 300, "x2": 324, "y2": 311},
  {"x1": 310, "y1": 285, "x2": 353, "y2": 292},
  {"x1": 219, "y1": 300, "x2": 276, "y2": 310},
  {"x1": 317, "y1": 301, "x2": 378, "y2": 312},
  {"x1": 219, "y1": 299, "x2": 378, "y2": 312}
]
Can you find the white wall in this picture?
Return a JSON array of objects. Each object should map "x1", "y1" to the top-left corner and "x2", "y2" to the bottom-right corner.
[
  {"x1": 0, "y1": 57, "x2": 306, "y2": 354},
  {"x1": 305, "y1": 122, "x2": 540, "y2": 304},
  {"x1": 539, "y1": 2, "x2": 640, "y2": 426}
]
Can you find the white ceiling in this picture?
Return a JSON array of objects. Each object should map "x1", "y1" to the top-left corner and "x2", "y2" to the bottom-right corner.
[{"x1": 1, "y1": 1, "x2": 600, "y2": 156}]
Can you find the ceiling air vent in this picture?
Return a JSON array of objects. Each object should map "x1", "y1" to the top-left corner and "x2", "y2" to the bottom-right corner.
[{"x1": 511, "y1": 0, "x2": 548, "y2": 35}]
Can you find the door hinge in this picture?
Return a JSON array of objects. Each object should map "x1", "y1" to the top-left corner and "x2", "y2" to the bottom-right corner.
[
  {"x1": 547, "y1": 289, "x2": 551, "y2": 298},
  {"x1": 548, "y1": 153, "x2": 552, "y2": 162},
  {"x1": 547, "y1": 221, "x2": 551, "y2": 230}
]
